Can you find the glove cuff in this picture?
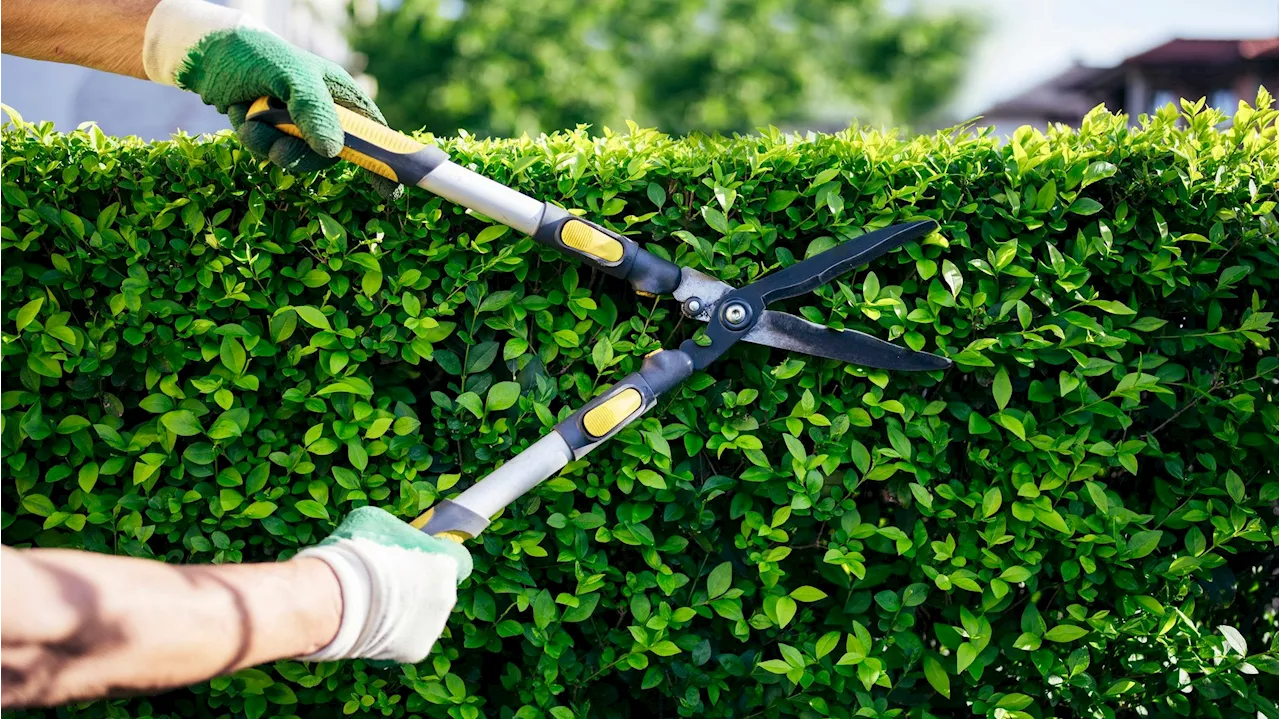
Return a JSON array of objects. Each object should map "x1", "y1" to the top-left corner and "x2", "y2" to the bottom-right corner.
[
  {"x1": 294, "y1": 543, "x2": 372, "y2": 662},
  {"x1": 142, "y1": 0, "x2": 265, "y2": 86}
]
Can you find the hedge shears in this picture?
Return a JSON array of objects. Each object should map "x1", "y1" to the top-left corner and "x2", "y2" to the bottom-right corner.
[{"x1": 246, "y1": 98, "x2": 952, "y2": 542}]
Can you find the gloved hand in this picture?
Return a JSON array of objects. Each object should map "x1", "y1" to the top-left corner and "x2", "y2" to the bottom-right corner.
[
  {"x1": 295, "y1": 507, "x2": 472, "y2": 663},
  {"x1": 141, "y1": 0, "x2": 403, "y2": 200}
]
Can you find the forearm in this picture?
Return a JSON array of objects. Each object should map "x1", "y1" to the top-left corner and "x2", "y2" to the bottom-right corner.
[
  {"x1": 0, "y1": 546, "x2": 341, "y2": 709},
  {"x1": 0, "y1": 0, "x2": 159, "y2": 78}
]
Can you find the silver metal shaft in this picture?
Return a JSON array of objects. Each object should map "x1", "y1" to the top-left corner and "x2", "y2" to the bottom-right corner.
[
  {"x1": 417, "y1": 160, "x2": 546, "y2": 236},
  {"x1": 449, "y1": 432, "x2": 574, "y2": 519}
]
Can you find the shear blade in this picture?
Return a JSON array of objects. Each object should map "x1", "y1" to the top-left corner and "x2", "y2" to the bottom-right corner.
[
  {"x1": 742, "y1": 310, "x2": 952, "y2": 371},
  {"x1": 746, "y1": 220, "x2": 937, "y2": 306}
]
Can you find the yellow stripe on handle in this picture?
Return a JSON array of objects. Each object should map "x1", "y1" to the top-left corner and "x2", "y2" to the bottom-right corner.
[
  {"x1": 560, "y1": 220, "x2": 625, "y2": 263},
  {"x1": 246, "y1": 97, "x2": 428, "y2": 183},
  {"x1": 582, "y1": 388, "x2": 643, "y2": 438}
]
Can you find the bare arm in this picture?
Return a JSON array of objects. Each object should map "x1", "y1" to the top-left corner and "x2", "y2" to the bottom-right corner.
[
  {"x1": 0, "y1": 0, "x2": 159, "y2": 78},
  {"x1": 0, "y1": 545, "x2": 341, "y2": 709}
]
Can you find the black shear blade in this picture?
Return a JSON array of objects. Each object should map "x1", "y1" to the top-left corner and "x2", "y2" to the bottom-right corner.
[
  {"x1": 742, "y1": 310, "x2": 952, "y2": 371},
  {"x1": 748, "y1": 220, "x2": 937, "y2": 306}
]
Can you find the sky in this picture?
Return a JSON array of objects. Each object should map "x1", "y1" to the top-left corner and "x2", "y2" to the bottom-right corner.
[{"x1": 930, "y1": 0, "x2": 1280, "y2": 116}]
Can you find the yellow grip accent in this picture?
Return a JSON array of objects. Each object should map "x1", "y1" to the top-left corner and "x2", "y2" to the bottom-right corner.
[
  {"x1": 409, "y1": 506, "x2": 472, "y2": 543},
  {"x1": 560, "y1": 220, "x2": 624, "y2": 263},
  {"x1": 582, "y1": 388, "x2": 643, "y2": 439},
  {"x1": 409, "y1": 507, "x2": 435, "y2": 530},
  {"x1": 246, "y1": 97, "x2": 425, "y2": 183}
]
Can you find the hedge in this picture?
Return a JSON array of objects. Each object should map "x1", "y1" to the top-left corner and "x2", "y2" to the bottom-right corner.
[{"x1": 2, "y1": 92, "x2": 1277, "y2": 719}]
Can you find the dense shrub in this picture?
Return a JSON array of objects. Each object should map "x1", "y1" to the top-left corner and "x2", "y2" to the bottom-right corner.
[{"x1": 2, "y1": 93, "x2": 1277, "y2": 719}]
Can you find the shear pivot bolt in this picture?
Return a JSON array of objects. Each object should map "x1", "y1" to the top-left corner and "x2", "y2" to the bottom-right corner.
[
  {"x1": 682, "y1": 297, "x2": 704, "y2": 317},
  {"x1": 721, "y1": 301, "x2": 753, "y2": 330}
]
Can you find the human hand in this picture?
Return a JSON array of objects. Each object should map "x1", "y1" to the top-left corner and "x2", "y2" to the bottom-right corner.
[
  {"x1": 143, "y1": 0, "x2": 403, "y2": 200},
  {"x1": 296, "y1": 507, "x2": 472, "y2": 663}
]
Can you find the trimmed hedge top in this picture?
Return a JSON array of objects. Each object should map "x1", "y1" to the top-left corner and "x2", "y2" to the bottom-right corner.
[{"x1": 2, "y1": 93, "x2": 1278, "y2": 719}]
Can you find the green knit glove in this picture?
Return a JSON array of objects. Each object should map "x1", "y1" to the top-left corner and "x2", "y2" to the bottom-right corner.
[
  {"x1": 141, "y1": 0, "x2": 401, "y2": 200},
  {"x1": 179, "y1": 29, "x2": 402, "y2": 200}
]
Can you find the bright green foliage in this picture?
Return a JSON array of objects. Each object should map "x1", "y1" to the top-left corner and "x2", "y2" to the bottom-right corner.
[
  {"x1": 2, "y1": 94, "x2": 1278, "y2": 718},
  {"x1": 351, "y1": 0, "x2": 976, "y2": 136}
]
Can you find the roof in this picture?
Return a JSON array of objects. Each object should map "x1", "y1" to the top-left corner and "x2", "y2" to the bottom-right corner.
[
  {"x1": 1126, "y1": 38, "x2": 1279, "y2": 65},
  {"x1": 979, "y1": 36, "x2": 1278, "y2": 119},
  {"x1": 980, "y1": 65, "x2": 1107, "y2": 119}
]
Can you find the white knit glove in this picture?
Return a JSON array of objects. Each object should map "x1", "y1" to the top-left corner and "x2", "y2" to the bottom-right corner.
[{"x1": 297, "y1": 507, "x2": 472, "y2": 663}]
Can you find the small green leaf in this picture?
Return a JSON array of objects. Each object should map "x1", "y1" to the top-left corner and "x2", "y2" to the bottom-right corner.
[
  {"x1": 982, "y1": 486, "x2": 1002, "y2": 517},
  {"x1": 1069, "y1": 197, "x2": 1103, "y2": 215},
  {"x1": 1218, "y1": 625, "x2": 1248, "y2": 656},
  {"x1": 993, "y1": 367, "x2": 1011, "y2": 410},
  {"x1": 764, "y1": 190, "x2": 799, "y2": 212},
  {"x1": 923, "y1": 655, "x2": 950, "y2": 698},
  {"x1": 293, "y1": 306, "x2": 331, "y2": 330},
  {"x1": 22, "y1": 494, "x2": 57, "y2": 517},
  {"x1": 941, "y1": 259, "x2": 963, "y2": 298},
  {"x1": 1044, "y1": 624, "x2": 1089, "y2": 642},
  {"x1": 775, "y1": 596, "x2": 797, "y2": 628},
  {"x1": 161, "y1": 410, "x2": 203, "y2": 437},
  {"x1": 486, "y1": 381, "x2": 521, "y2": 412},
  {"x1": 242, "y1": 501, "x2": 278, "y2": 519},
  {"x1": 707, "y1": 562, "x2": 732, "y2": 599},
  {"x1": 15, "y1": 297, "x2": 44, "y2": 331},
  {"x1": 1126, "y1": 530, "x2": 1163, "y2": 559},
  {"x1": 220, "y1": 336, "x2": 247, "y2": 375},
  {"x1": 295, "y1": 500, "x2": 329, "y2": 520},
  {"x1": 789, "y1": 586, "x2": 827, "y2": 602}
]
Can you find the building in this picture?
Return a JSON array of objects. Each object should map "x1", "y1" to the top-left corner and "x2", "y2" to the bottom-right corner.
[
  {"x1": 978, "y1": 37, "x2": 1278, "y2": 136},
  {"x1": 0, "y1": 0, "x2": 376, "y2": 141}
]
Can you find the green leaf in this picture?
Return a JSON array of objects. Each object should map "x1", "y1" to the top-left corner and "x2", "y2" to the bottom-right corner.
[
  {"x1": 941, "y1": 259, "x2": 963, "y2": 298},
  {"x1": 1044, "y1": 624, "x2": 1089, "y2": 642},
  {"x1": 923, "y1": 655, "x2": 950, "y2": 698},
  {"x1": 765, "y1": 190, "x2": 799, "y2": 211},
  {"x1": 956, "y1": 643, "x2": 977, "y2": 673},
  {"x1": 647, "y1": 182, "x2": 666, "y2": 208},
  {"x1": 650, "y1": 640, "x2": 681, "y2": 657},
  {"x1": 1090, "y1": 300, "x2": 1136, "y2": 315},
  {"x1": 486, "y1": 381, "x2": 521, "y2": 412},
  {"x1": 1126, "y1": 530, "x2": 1163, "y2": 559},
  {"x1": 1069, "y1": 197, "x2": 1103, "y2": 215},
  {"x1": 293, "y1": 306, "x2": 331, "y2": 330},
  {"x1": 996, "y1": 413, "x2": 1026, "y2": 440},
  {"x1": 22, "y1": 494, "x2": 57, "y2": 517},
  {"x1": 318, "y1": 213, "x2": 346, "y2": 244},
  {"x1": 759, "y1": 659, "x2": 792, "y2": 675},
  {"x1": 161, "y1": 410, "x2": 203, "y2": 436},
  {"x1": 295, "y1": 500, "x2": 329, "y2": 520},
  {"x1": 1225, "y1": 472, "x2": 1245, "y2": 503},
  {"x1": 1034, "y1": 506, "x2": 1069, "y2": 534},
  {"x1": 15, "y1": 297, "x2": 43, "y2": 331},
  {"x1": 1218, "y1": 625, "x2": 1247, "y2": 656},
  {"x1": 707, "y1": 562, "x2": 732, "y2": 599},
  {"x1": 982, "y1": 486, "x2": 1002, "y2": 518},
  {"x1": 1085, "y1": 481, "x2": 1110, "y2": 514},
  {"x1": 56, "y1": 415, "x2": 91, "y2": 434},
  {"x1": 220, "y1": 336, "x2": 247, "y2": 375},
  {"x1": 139, "y1": 394, "x2": 175, "y2": 413},
  {"x1": 789, "y1": 586, "x2": 828, "y2": 602},
  {"x1": 533, "y1": 589, "x2": 556, "y2": 630},
  {"x1": 242, "y1": 501, "x2": 278, "y2": 519},
  {"x1": 775, "y1": 596, "x2": 797, "y2": 628},
  {"x1": 993, "y1": 367, "x2": 1011, "y2": 410},
  {"x1": 78, "y1": 462, "x2": 99, "y2": 492}
]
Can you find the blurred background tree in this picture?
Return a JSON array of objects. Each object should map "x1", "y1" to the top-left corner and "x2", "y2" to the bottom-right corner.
[{"x1": 349, "y1": 0, "x2": 978, "y2": 136}]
